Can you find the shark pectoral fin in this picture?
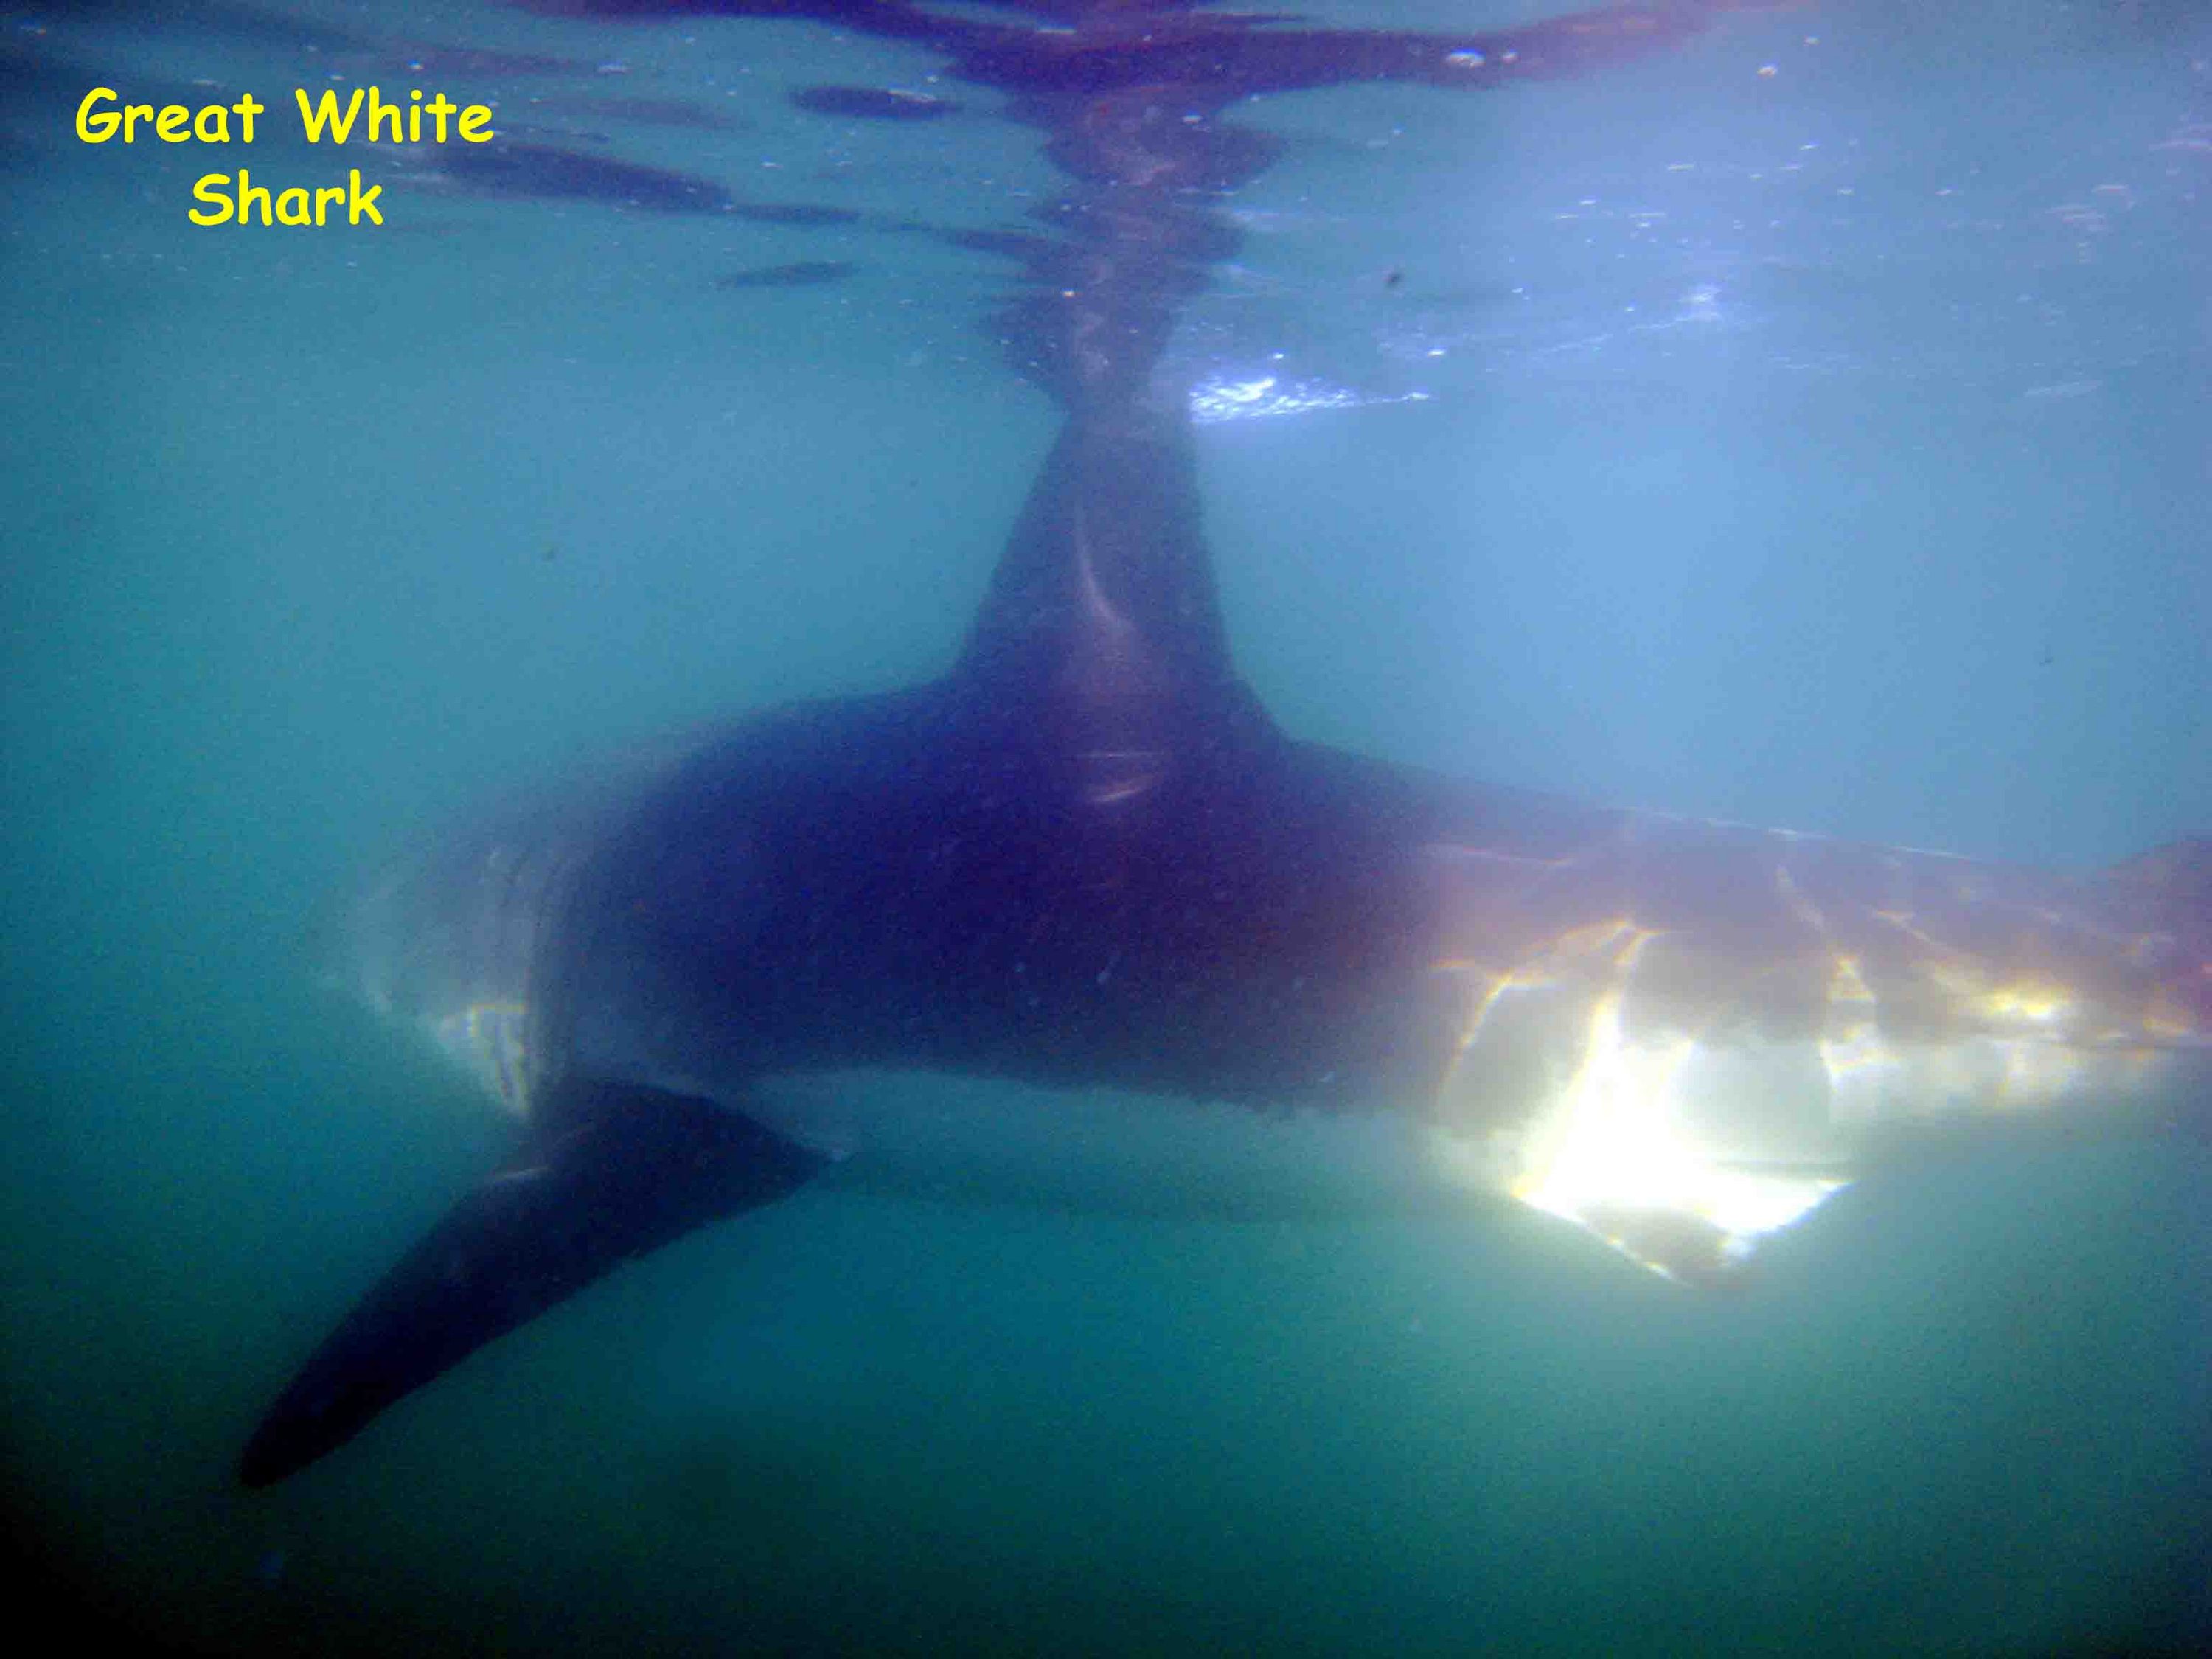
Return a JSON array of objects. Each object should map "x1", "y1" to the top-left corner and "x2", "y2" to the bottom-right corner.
[{"x1": 238, "y1": 1081, "x2": 825, "y2": 1488}]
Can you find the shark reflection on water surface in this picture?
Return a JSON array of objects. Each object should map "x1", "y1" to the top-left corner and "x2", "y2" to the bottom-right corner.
[{"x1": 238, "y1": 0, "x2": 2212, "y2": 1486}]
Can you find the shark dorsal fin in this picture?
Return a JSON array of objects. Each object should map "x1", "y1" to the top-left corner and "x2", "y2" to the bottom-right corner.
[{"x1": 954, "y1": 410, "x2": 1238, "y2": 713}]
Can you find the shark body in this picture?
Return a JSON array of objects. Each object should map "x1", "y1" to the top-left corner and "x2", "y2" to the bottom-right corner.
[{"x1": 242, "y1": 404, "x2": 2211, "y2": 1486}]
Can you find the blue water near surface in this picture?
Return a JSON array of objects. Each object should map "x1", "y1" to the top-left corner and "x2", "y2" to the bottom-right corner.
[{"x1": 1, "y1": 1, "x2": 2207, "y2": 1653}]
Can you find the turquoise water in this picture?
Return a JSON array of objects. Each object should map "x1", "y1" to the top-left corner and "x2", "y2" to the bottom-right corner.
[{"x1": 3, "y1": 2, "x2": 2208, "y2": 1653}]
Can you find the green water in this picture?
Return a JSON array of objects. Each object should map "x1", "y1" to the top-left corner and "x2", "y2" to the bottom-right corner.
[{"x1": 3, "y1": 2, "x2": 2208, "y2": 1653}]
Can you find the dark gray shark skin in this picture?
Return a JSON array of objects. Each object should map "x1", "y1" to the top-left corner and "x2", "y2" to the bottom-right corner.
[
  {"x1": 238, "y1": 0, "x2": 2212, "y2": 1486},
  {"x1": 238, "y1": 392, "x2": 2212, "y2": 1486}
]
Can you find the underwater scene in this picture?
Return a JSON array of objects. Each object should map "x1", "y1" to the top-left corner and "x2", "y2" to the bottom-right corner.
[{"x1": 2, "y1": 0, "x2": 2208, "y2": 1653}]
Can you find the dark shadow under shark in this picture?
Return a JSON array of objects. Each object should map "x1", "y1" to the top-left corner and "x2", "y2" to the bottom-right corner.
[{"x1": 240, "y1": 0, "x2": 2212, "y2": 1486}]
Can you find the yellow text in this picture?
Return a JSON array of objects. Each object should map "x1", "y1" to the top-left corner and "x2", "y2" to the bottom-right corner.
[
  {"x1": 295, "y1": 87, "x2": 493, "y2": 145},
  {"x1": 189, "y1": 169, "x2": 384, "y2": 227},
  {"x1": 77, "y1": 87, "x2": 265, "y2": 144}
]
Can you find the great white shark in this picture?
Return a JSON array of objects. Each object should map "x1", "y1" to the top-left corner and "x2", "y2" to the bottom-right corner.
[{"x1": 240, "y1": 0, "x2": 2212, "y2": 1486}]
